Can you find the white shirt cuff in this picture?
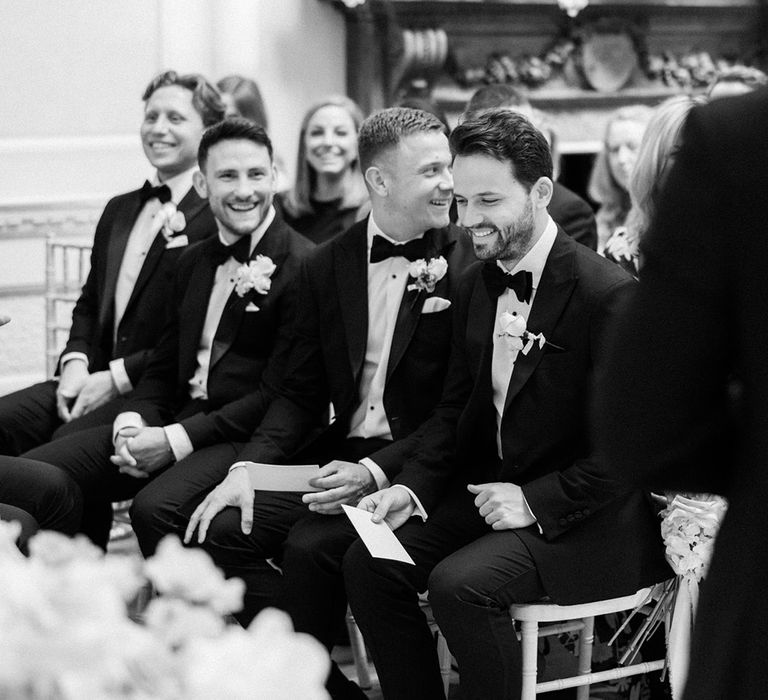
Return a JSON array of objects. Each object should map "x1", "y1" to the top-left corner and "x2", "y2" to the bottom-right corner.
[
  {"x1": 163, "y1": 423, "x2": 194, "y2": 462},
  {"x1": 108, "y1": 358, "x2": 133, "y2": 395},
  {"x1": 112, "y1": 411, "x2": 145, "y2": 443},
  {"x1": 521, "y1": 491, "x2": 543, "y2": 534},
  {"x1": 391, "y1": 484, "x2": 428, "y2": 521},
  {"x1": 59, "y1": 352, "x2": 89, "y2": 373},
  {"x1": 359, "y1": 457, "x2": 390, "y2": 490}
]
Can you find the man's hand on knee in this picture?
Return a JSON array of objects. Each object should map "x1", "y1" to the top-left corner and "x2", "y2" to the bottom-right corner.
[{"x1": 184, "y1": 466, "x2": 254, "y2": 544}]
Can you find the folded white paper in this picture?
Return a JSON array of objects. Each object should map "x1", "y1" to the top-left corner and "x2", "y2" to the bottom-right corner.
[
  {"x1": 245, "y1": 463, "x2": 322, "y2": 492},
  {"x1": 342, "y1": 504, "x2": 415, "y2": 565}
]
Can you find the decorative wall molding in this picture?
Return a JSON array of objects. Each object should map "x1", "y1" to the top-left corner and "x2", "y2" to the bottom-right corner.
[{"x1": 0, "y1": 198, "x2": 104, "y2": 240}]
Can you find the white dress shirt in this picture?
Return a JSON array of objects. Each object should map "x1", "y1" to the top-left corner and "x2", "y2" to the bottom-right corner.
[
  {"x1": 349, "y1": 216, "x2": 425, "y2": 489},
  {"x1": 114, "y1": 206, "x2": 276, "y2": 462},
  {"x1": 491, "y1": 216, "x2": 558, "y2": 449}
]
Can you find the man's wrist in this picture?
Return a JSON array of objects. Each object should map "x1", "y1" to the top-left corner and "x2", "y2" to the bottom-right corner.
[{"x1": 228, "y1": 461, "x2": 251, "y2": 474}]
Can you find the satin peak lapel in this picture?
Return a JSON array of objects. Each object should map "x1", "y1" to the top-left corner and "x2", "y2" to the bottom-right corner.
[
  {"x1": 209, "y1": 222, "x2": 289, "y2": 370},
  {"x1": 335, "y1": 225, "x2": 369, "y2": 383},
  {"x1": 503, "y1": 232, "x2": 576, "y2": 413},
  {"x1": 124, "y1": 187, "x2": 206, "y2": 317},
  {"x1": 99, "y1": 191, "x2": 144, "y2": 328},
  {"x1": 180, "y1": 250, "x2": 217, "y2": 381},
  {"x1": 386, "y1": 230, "x2": 456, "y2": 380}
]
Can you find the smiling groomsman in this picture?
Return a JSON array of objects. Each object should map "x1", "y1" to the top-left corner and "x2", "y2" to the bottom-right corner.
[
  {"x1": 0, "y1": 70, "x2": 222, "y2": 455},
  {"x1": 344, "y1": 109, "x2": 670, "y2": 700},
  {"x1": 172, "y1": 108, "x2": 476, "y2": 699},
  {"x1": 13, "y1": 118, "x2": 312, "y2": 548}
]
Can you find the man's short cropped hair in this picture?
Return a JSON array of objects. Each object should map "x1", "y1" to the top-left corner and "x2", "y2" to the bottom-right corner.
[
  {"x1": 143, "y1": 70, "x2": 225, "y2": 127},
  {"x1": 449, "y1": 108, "x2": 553, "y2": 189},
  {"x1": 464, "y1": 84, "x2": 530, "y2": 119},
  {"x1": 357, "y1": 107, "x2": 445, "y2": 172},
  {"x1": 197, "y1": 117, "x2": 273, "y2": 172}
]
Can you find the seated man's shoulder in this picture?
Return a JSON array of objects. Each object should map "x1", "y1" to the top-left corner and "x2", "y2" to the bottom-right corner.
[{"x1": 573, "y1": 238, "x2": 636, "y2": 292}]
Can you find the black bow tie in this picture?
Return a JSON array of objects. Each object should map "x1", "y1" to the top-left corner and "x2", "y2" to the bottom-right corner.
[
  {"x1": 139, "y1": 180, "x2": 172, "y2": 204},
  {"x1": 370, "y1": 235, "x2": 427, "y2": 263},
  {"x1": 210, "y1": 235, "x2": 252, "y2": 267},
  {"x1": 482, "y1": 264, "x2": 533, "y2": 304}
]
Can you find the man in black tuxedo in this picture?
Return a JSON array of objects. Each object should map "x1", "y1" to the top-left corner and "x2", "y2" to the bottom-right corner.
[
  {"x1": 463, "y1": 83, "x2": 598, "y2": 250},
  {"x1": 0, "y1": 71, "x2": 222, "y2": 456},
  {"x1": 344, "y1": 110, "x2": 670, "y2": 700},
  {"x1": 180, "y1": 108, "x2": 476, "y2": 699},
  {"x1": 596, "y1": 89, "x2": 768, "y2": 700},
  {"x1": 13, "y1": 118, "x2": 311, "y2": 548}
]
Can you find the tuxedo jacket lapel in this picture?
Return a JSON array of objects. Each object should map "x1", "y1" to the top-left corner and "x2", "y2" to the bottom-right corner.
[
  {"x1": 124, "y1": 188, "x2": 206, "y2": 323},
  {"x1": 180, "y1": 246, "x2": 217, "y2": 381},
  {"x1": 335, "y1": 222, "x2": 369, "y2": 384},
  {"x1": 386, "y1": 229, "x2": 456, "y2": 381},
  {"x1": 209, "y1": 219, "x2": 291, "y2": 370},
  {"x1": 99, "y1": 191, "x2": 143, "y2": 328},
  {"x1": 503, "y1": 230, "x2": 577, "y2": 413}
]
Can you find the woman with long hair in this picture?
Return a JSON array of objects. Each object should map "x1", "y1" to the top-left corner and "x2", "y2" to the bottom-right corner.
[
  {"x1": 281, "y1": 96, "x2": 369, "y2": 245},
  {"x1": 588, "y1": 104, "x2": 653, "y2": 253},
  {"x1": 603, "y1": 95, "x2": 705, "y2": 276}
]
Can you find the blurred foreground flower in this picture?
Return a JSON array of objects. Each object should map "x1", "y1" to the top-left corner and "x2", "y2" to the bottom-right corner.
[{"x1": 0, "y1": 526, "x2": 329, "y2": 699}]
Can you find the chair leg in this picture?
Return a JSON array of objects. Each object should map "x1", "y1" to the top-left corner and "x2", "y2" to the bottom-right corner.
[
  {"x1": 345, "y1": 610, "x2": 372, "y2": 689},
  {"x1": 575, "y1": 615, "x2": 595, "y2": 700},
  {"x1": 434, "y1": 628, "x2": 452, "y2": 698},
  {"x1": 519, "y1": 619, "x2": 539, "y2": 700}
]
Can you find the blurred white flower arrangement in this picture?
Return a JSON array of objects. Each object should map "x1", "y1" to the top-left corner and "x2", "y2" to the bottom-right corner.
[{"x1": 0, "y1": 522, "x2": 329, "y2": 700}]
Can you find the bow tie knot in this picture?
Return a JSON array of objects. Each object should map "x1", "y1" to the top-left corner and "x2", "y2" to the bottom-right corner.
[
  {"x1": 140, "y1": 180, "x2": 172, "y2": 204},
  {"x1": 210, "y1": 235, "x2": 252, "y2": 267},
  {"x1": 370, "y1": 235, "x2": 427, "y2": 263},
  {"x1": 482, "y1": 264, "x2": 533, "y2": 304}
]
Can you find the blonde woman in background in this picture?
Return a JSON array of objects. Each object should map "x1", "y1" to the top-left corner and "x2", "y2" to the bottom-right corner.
[
  {"x1": 603, "y1": 95, "x2": 705, "y2": 277},
  {"x1": 281, "y1": 96, "x2": 369, "y2": 245},
  {"x1": 588, "y1": 104, "x2": 653, "y2": 252}
]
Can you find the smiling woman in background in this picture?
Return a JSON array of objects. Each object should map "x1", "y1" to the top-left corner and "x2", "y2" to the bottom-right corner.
[
  {"x1": 588, "y1": 104, "x2": 653, "y2": 253},
  {"x1": 281, "y1": 96, "x2": 370, "y2": 245}
]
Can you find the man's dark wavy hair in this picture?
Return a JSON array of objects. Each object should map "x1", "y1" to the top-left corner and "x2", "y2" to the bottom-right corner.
[
  {"x1": 449, "y1": 108, "x2": 552, "y2": 190},
  {"x1": 143, "y1": 70, "x2": 225, "y2": 127},
  {"x1": 198, "y1": 117, "x2": 273, "y2": 172}
]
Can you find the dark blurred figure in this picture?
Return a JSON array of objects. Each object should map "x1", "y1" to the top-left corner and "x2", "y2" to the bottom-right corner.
[
  {"x1": 596, "y1": 88, "x2": 768, "y2": 700},
  {"x1": 217, "y1": 74, "x2": 269, "y2": 128},
  {"x1": 464, "y1": 83, "x2": 598, "y2": 250}
]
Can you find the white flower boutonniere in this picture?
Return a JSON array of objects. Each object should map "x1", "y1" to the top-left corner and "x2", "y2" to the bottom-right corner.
[
  {"x1": 155, "y1": 202, "x2": 186, "y2": 240},
  {"x1": 407, "y1": 256, "x2": 448, "y2": 294},
  {"x1": 497, "y1": 310, "x2": 554, "y2": 356},
  {"x1": 234, "y1": 255, "x2": 277, "y2": 301}
]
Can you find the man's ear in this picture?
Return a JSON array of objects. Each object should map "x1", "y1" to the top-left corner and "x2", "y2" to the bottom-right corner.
[
  {"x1": 531, "y1": 176, "x2": 553, "y2": 210},
  {"x1": 192, "y1": 169, "x2": 208, "y2": 199},
  {"x1": 364, "y1": 166, "x2": 388, "y2": 197}
]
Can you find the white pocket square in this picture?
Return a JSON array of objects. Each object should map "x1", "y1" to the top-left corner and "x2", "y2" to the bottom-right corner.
[
  {"x1": 165, "y1": 234, "x2": 189, "y2": 249},
  {"x1": 422, "y1": 296, "x2": 451, "y2": 314},
  {"x1": 245, "y1": 302, "x2": 261, "y2": 312}
]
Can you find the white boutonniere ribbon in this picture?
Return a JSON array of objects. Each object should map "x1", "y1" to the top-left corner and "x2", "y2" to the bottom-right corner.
[
  {"x1": 407, "y1": 256, "x2": 448, "y2": 294},
  {"x1": 497, "y1": 310, "x2": 548, "y2": 356},
  {"x1": 234, "y1": 255, "x2": 277, "y2": 299},
  {"x1": 155, "y1": 202, "x2": 187, "y2": 241}
]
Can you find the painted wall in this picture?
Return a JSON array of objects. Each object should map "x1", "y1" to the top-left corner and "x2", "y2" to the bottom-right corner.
[
  {"x1": 0, "y1": 0, "x2": 346, "y2": 204},
  {"x1": 0, "y1": 0, "x2": 346, "y2": 391}
]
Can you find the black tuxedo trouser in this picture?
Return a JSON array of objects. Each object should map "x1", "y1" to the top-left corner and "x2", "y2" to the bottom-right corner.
[
  {"x1": 0, "y1": 456, "x2": 83, "y2": 537},
  {"x1": 0, "y1": 503, "x2": 39, "y2": 554},
  {"x1": 169, "y1": 437, "x2": 391, "y2": 628},
  {"x1": 0, "y1": 379, "x2": 128, "y2": 455},
  {"x1": 343, "y1": 486, "x2": 547, "y2": 700}
]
